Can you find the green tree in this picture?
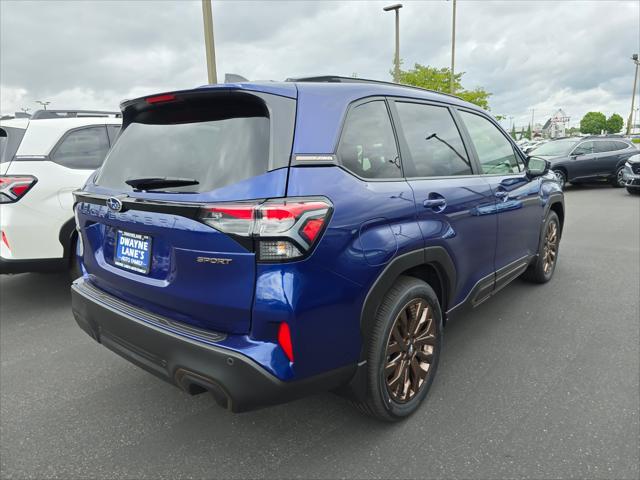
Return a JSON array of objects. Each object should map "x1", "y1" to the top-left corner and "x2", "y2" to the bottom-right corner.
[
  {"x1": 397, "y1": 63, "x2": 492, "y2": 110},
  {"x1": 510, "y1": 125, "x2": 517, "y2": 140},
  {"x1": 526, "y1": 123, "x2": 532, "y2": 140},
  {"x1": 520, "y1": 126, "x2": 525, "y2": 139},
  {"x1": 605, "y1": 113, "x2": 624, "y2": 134},
  {"x1": 580, "y1": 112, "x2": 606, "y2": 135}
]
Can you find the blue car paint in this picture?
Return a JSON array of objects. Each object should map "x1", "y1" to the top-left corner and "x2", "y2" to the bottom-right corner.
[
  {"x1": 405, "y1": 175, "x2": 498, "y2": 307},
  {"x1": 75, "y1": 81, "x2": 564, "y2": 386},
  {"x1": 292, "y1": 83, "x2": 468, "y2": 154}
]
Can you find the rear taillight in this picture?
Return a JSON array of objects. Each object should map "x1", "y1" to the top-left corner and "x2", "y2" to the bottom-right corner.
[
  {"x1": 0, "y1": 175, "x2": 37, "y2": 203},
  {"x1": 199, "y1": 197, "x2": 331, "y2": 261}
]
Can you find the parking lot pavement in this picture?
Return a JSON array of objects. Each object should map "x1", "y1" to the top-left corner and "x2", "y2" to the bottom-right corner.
[{"x1": 1, "y1": 186, "x2": 638, "y2": 480}]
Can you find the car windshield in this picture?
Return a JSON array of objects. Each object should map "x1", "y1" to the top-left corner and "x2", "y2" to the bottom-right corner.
[{"x1": 531, "y1": 138, "x2": 579, "y2": 156}]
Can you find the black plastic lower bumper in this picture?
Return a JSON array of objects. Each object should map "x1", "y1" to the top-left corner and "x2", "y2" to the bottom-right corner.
[
  {"x1": 0, "y1": 256, "x2": 66, "y2": 274},
  {"x1": 71, "y1": 278, "x2": 356, "y2": 412}
]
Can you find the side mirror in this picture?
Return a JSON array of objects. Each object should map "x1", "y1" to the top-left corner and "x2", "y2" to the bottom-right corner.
[{"x1": 526, "y1": 156, "x2": 550, "y2": 178}]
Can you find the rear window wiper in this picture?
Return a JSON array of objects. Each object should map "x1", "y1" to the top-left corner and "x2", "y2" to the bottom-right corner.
[{"x1": 125, "y1": 177, "x2": 199, "y2": 191}]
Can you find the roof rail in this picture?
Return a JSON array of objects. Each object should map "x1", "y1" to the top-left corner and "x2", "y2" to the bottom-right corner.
[
  {"x1": 584, "y1": 134, "x2": 626, "y2": 139},
  {"x1": 31, "y1": 109, "x2": 121, "y2": 120},
  {"x1": 285, "y1": 75, "x2": 462, "y2": 101}
]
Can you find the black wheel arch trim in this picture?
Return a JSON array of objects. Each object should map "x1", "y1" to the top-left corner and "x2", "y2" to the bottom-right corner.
[
  {"x1": 59, "y1": 216, "x2": 77, "y2": 259},
  {"x1": 339, "y1": 246, "x2": 456, "y2": 402},
  {"x1": 545, "y1": 194, "x2": 565, "y2": 234},
  {"x1": 359, "y1": 246, "x2": 456, "y2": 353}
]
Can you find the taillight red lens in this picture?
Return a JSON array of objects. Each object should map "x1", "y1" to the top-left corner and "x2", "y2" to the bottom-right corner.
[
  {"x1": 200, "y1": 203, "x2": 256, "y2": 235},
  {"x1": 277, "y1": 322, "x2": 294, "y2": 362},
  {"x1": 0, "y1": 176, "x2": 37, "y2": 203},
  {"x1": 199, "y1": 197, "x2": 331, "y2": 261},
  {"x1": 145, "y1": 93, "x2": 176, "y2": 104},
  {"x1": 300, "y1": 218, "x2": 325, "y2": 243},
  {"x1": 10, "y1": 184, "x2": 30, "y2": 197}
]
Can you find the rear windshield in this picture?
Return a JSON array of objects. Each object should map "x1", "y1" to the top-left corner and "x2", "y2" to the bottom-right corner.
[
  {"x1": 0, "y1": 127, "x2": 27, "y2": 164},
  {"x1": 95, "y1": 91, "x2": 295, "y2": 193}
]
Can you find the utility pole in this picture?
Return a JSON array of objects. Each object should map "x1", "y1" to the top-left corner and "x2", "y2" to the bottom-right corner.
[
  {"x1": 531, "y1": 108, "x2": 535, "y2": 136},
  {"x1": 383, "y1": 4, "x2": 403, "y2": 83},
  {"x1": 201, "y1": 0, "x2": 218, "y2": 84},
  {"x1": 450, "y1": 0, "x2": 457, "y2": 94},
  {"x1": 35, "y1": 100, "x2": 50, "y2": 110},
  {"x1": 627, "y1": 53, "x2": 639, "y2": 135}
]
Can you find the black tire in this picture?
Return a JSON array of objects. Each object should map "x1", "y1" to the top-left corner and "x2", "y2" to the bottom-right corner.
[
  {"x1": 611, "y1": 166, "x2": 625, "y2": 188},
  {"x1": 627, "y1": 187, "x2": 640, "y2": 195},
  {"x1": 553, "y1": 169, "x2": 567, "y2": 189},
  {"x1": 353, "y1": 276, "x2": 442, "y2": 421},
  {"x1": 522, "y1": 211, "x2": 560, "y2": 284},
  {"x1": 68, "y1": 234, "x2": 82, "y2": 282}
]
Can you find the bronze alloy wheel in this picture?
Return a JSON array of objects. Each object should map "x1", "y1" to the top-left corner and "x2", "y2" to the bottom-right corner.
[
  {"x1": 384, "y1": 299, "x2": 436, "y2": 403},
  {"x1": 542, "y1": 220, "x2": 558, "y2": 274}
]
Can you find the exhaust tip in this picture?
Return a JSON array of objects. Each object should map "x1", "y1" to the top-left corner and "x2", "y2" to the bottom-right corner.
[{"x1": 174, "y1": 368, "x2": 231, "y2": 409}]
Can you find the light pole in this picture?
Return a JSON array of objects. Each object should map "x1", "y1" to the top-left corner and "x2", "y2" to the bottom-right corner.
[
  {"x1": 202, "y1": 0, "x2": 218, "y2": 84},
  {"x1": 383, "y1": 4, "x2": 403, "y2": 83},
  {"x1": 626, "y1": 53, "x2": 639, "y2": 135},
  {"x1": 35, "y1": 100, "x2": 50, "y2": 110},
  {"x1": 450, "y1": 0, "x2": 457, "y2": 94}
]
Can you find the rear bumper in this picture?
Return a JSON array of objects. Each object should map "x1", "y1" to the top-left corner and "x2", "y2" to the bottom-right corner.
[
  {"x1": 71, "y1": 278, "x2": 355, "y2": 412},
  {"x1": 0, "y1": 256, "x2": 66, "y2": 274}
]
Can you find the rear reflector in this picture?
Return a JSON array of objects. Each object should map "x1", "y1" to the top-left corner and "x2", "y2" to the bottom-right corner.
[
  {"x1": 145, "y1": 93, "x2": 177, "y2": 104},
  {"x1": 277, "y1": 322, "x2": 294, "y2": 362},
  {"x1": 199, "y1": 198, "x2": 331, "y2": 261},
  {"x1": 1, "y1": 230, "x2": 10, "y2": 251},
  {"x1": 0, "y1": 175, "x2": 37, "y2": 203}
]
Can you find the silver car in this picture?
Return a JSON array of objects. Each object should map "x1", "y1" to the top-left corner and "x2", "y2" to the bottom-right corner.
[{"x1": 622, "y1": 153, "x2": 640, "y2": 194}]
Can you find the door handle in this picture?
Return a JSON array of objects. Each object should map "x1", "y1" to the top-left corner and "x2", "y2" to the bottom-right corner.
[{"x1": 423, "y1": 198, "x2": 446, "y2": 209}]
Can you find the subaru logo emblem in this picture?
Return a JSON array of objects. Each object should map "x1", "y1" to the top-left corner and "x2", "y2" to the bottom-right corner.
[{"x1": 107, "y1": 197, "x2": 123, "y2": 212}]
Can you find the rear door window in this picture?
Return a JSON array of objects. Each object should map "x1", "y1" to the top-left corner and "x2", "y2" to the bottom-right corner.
[
  {"x1": 96, "y1": 92, "x2": 295, "y2": 192},
  {"x1": 395, "y1": 102, "x2": 471, "y2": 177},
  {"x1": 51, "y1": 126, "x2": 110, "y2": 169},
  {"x1": 594, "y1": 141, "x2": 614, "y2": 153},
  {"x1": 337, "y1": 100, "x2": 401, "y2": 179}
]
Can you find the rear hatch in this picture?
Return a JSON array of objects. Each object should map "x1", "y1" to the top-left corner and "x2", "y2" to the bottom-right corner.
[{"x1": 76, "y1": 87, "x2": 296, "y2": 334}]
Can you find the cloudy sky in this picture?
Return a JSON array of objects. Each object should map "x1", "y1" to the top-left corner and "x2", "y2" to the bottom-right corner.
[{"x1": 1, "y1": 0, "x2": 639, "y2": 129}]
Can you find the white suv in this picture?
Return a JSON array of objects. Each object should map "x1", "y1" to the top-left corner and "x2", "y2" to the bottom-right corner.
[{"x1": 0, "y1": 110, "x2": 122, "y2": 275}]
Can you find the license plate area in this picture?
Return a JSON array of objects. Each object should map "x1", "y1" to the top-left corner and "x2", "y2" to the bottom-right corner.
[{"x1": 114, "y1": 230, "x2": 152, "y2": 274}]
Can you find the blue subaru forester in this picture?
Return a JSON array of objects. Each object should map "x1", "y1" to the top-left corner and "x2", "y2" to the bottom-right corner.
[{"x1": 71, "y1": 77, "x2": 564, "y2": 421}]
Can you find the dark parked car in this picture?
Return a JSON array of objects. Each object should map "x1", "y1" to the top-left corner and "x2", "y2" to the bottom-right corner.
[
  {"x1": 531, "y1": 136, "x2": 638, "y2": 188},
  {"x1": 71, "y1": 76, "x2": 564, "y2": 421}
]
